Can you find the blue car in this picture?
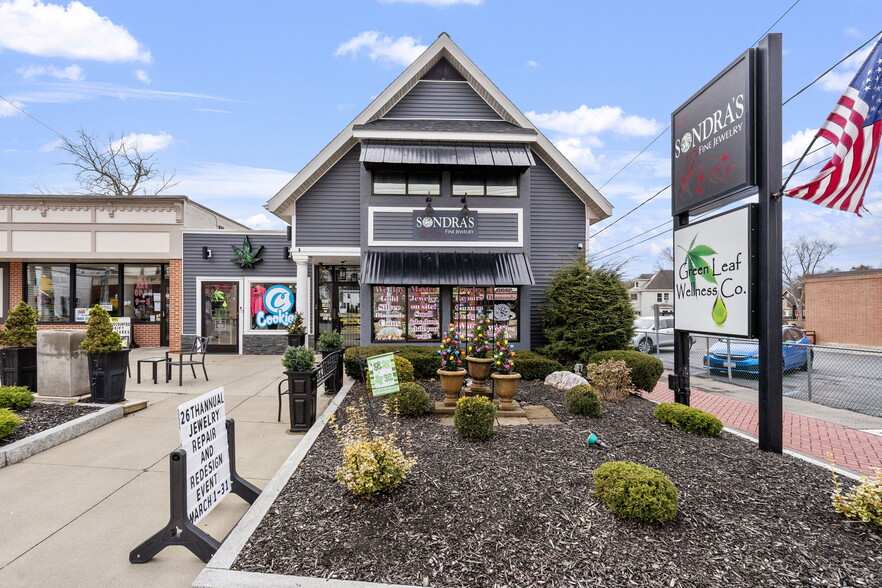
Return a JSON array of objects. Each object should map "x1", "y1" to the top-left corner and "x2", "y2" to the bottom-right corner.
[{"x1": 703, "y1": 327, "x2": 813, "y2": 375}]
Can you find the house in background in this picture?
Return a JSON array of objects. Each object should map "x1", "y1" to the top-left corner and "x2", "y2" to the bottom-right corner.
[
  {"x1": 804, "y1": 268, "x2": 882, "y2": 347},
  {"x1": 629, "y1": 269, "x2": 674, "y2": 317}
]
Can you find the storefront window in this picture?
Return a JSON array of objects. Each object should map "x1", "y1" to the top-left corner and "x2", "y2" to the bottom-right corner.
[
  {"x1": 452, "y1": 287, "x2": 519, "y2": 340},
  {"x1": 373, "y1": 171, "x2": 440, "y2": 195},
  {"x1": 27, "y1": 264, "x2": 71, "y2": 322},
  {"x1": 248, "y1": 282, "x2": 296, "y2": 331},
  {"x1": 452, "y1": 171, "x2": 519, "y2": 196},
  {"x1": 124, "y1": 265, "x2": 163, "y2": 322},
  {"x1": 76, "y1": 264, "x2": 119, "y2": 317},
  {"x1": 372, "y1": 286, "x2": 440, "y2": 342}
]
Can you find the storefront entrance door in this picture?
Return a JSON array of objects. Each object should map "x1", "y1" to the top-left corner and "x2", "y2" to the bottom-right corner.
[
  {"x1": 315, "y1": 266, "x2": 361, "y2": 347},
  {"x1": 202, "y1": 281, "x2": 239, "y2": 353}
]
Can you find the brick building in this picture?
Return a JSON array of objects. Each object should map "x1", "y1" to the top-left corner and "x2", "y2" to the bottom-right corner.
[{"x1": 804, "y1": 269, "x2": 882, "y2": 347}]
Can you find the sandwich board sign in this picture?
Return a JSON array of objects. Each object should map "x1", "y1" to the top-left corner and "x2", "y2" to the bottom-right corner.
[
  {"x1": 177, "y1": 387, "x2": 231, "y2": 524},
  {"x1": 366, "y1": 352, "x2": 400, "y2": 397}
]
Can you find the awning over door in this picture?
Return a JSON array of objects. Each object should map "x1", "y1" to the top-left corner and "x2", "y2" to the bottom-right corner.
[
  {"x1": 362, "y1": 251, "x2": 534, "y2": 286},
  {"x1": 359, "y1": 140, "x2": 535, "y2": 167}
]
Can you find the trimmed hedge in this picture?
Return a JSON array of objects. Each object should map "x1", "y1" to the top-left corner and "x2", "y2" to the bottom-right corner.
[
  {"x1": 344, "y1": 346, "x2": 439, "y2": 381},
  {"x1": 594, "y1": 461, "x2": 679, "y2": 523},
  {"x1": 386, "y1": 382, "x2": 433, "y2": 416},
  {"x1": 589, "y1": 350, "x2": 664, "y2": 392},
  {"x1": 0, "y1": 386, "x2": 35, "y2": 411},
  {"x1": 654, "y1": 402, "x2": 723, "y2": 437},
  {"x1": 565, "y1": 384, "x2": 601, "y2": 417},
  {"x1": 454, "y1": 395, "x2": 496, "y2": 441},
  {"x1": 511, "y1": 351, "x2": 565, "y2": 381},
  {"x1": 0, "y1": 407, "x2": 22, "y2": 439}
]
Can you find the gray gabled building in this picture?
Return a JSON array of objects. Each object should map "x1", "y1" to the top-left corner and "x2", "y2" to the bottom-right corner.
[{"x1": 264, "y1": 33, "x2": 612, "y2": 349}]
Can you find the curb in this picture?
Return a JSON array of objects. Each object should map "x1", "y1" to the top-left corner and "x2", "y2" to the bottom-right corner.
[
  {"x1": 194, "y1": 380, "x2": 419, "y2": 588},
  {"x1": 0, "y1": 403, "x2": 124, "y2": 468}
]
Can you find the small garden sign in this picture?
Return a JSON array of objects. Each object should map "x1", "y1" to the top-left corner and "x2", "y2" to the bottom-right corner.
[{"x1": 366, "y1": 353, "x2": 399, "y2": 397}]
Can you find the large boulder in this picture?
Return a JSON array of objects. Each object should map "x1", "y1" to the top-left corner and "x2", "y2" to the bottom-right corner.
[{"x1": 544, "y1": 370, "x2": 588, "y2": 390}]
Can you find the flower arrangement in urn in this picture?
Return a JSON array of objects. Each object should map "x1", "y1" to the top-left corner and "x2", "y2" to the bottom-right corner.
[
  {"x1": 464, "y1": 311, "x2": 495, "y2": 397},
  {"x1": 491, "y1": 328, "x2": 521, "y2": 410},
  {"x1": 437, "y1": 324, "x2": 466, "y2": 406}
]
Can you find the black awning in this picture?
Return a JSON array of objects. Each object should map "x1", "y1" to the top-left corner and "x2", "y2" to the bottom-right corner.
[
  {"x1": 360, "y1": 141, "x2": 535, "y2": 167},
  {"x1": 362, "y1": 251, "x2": 534, "y2": 286}
]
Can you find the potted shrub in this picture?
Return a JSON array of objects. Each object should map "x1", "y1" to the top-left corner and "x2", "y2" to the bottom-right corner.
[
  {"x1": 286, "y1": 312, "x2": 306, "y2": 347},
  {"x1": 0, "y1": 301, "x2": 38, "y2": 392},
  {"x1": 437, "y1": 324, "x2": 466, "y2": 406},
  {"x1": 490, "y1": 329, "x2": 521, "y2": 411},
  {"x1": 281, "y1": 345, "x2": 318, "y2": 432},
  {"x1": 464, "y1": 311, "x2": 494, "y2": 398},
  {"x1": 80, "y1": 305, "x2": 128, "y2": 403},
  {"x1": 318, "y1": 331, "x2": 344, "y2": 395}
]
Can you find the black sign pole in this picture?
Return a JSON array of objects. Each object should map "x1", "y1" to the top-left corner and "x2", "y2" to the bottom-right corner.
[
  {"x1": 673, "y1": 210, "x2": 691, "y2": 406},
  {"x1": 756, "y1": 33, "x2": 783, "y2": 453}
]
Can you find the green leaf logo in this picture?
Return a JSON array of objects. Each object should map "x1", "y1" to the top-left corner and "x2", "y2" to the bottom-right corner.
[
  {"x1": 231, "y1": 236, "x2": 263, "y2": 269},
  {"x1": 679, "y1": 234, "x2": 717, "y2": 289}
]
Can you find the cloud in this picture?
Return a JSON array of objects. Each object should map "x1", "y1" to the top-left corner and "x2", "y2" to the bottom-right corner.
[
  {"x1": 4, "y1": 81, "x2": 236, "y2": 108},
  {"x1": 553, "y1": 137, "x2": 599, "y2": 171},
  {"x1": 377, "y1": 0, "x2": 482, "y2": 5},
  {"x1": 39, "y1": 137, "x2": 63, "y2": 151},
  {"x1": 782, "y1": 128, "x2": 833, "y2": 168},
  {"x1": 0, "y1": 98, "x2": 24, "y2": 117},
  {"x1": 113, "y1": 132, "x2": 174, "y2": 153},
  {"x1": 526, "y1": 60, "x2": 539, "y2": 68},
  {"x1": 237, "y1": 212, "x2": 284, "y2": 230},
  {"x1": 195, "y1": 107, "x2": 232, "y2": 114},
  {"x1": 18, "y1": 64, "x2": 84, "y2": 81},
  {"x1": 0, "y1": 0, "x2": 151, "y2": 62},
  {"x1": 135, "y1": 69, "x2": 150, "y2": 84},
  {"x1": 819, "y1": 45, "x2": 873, "y2": 92},
  {"x1": 844, "y1": 27, "x2": 863, "y2": 39},
  {"x1": 335, "y1": 31, "x2": 426, "y2": 66},
  {"x1": 175, "y1": 162, "x2": 294, "y2": 200},
  {"x1": 526, "y1": 104, "x2": 662, "y2": 137}
]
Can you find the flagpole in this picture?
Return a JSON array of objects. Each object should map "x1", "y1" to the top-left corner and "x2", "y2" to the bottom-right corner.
[{"x1": 777, "y1": 134, "x2": 821, "y2": 196}]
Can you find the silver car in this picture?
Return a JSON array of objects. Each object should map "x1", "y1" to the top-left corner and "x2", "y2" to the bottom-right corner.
[{"x1": 632, "y1": 316, "x2": 675, "y2": 353}]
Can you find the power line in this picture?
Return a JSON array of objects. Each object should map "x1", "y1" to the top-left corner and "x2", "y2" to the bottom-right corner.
[
  {"x1": 751, "y1": 0, "x2": 801, "y2": 48},
  {"x1": 597, "y1": 126, "x2": 669, "y2": 189},
  {"x1": 590, "y1": 184, "x2": 670, "y2": 239},
  {"x1": 0, "y1": 95, "x2": 67, "y2": 139}
]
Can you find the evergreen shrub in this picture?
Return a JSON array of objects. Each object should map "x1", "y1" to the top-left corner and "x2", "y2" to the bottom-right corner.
[
  {"x1": 318, "y1": 331, "x2": 344, "y2": 350},
  {"x1": 79, "y1": 305, "x2": 122, "y2": 354},
  {"x1": 0, "y1": 386, "x2": 35, "y2": 411},
  {"x1": 594, "y1": 461, "x2": 679, "y2": 523},
  {"x1": 454, "y1": 395, "x2": 496, "y2": 441},
  {"x1": 0, "y1": 407, "x2": 22, "y2": 439},
  {"x1": 282, "y1": 346, "x2": 316, "y2": 372},
  {"x1": 589, "y1": 350, "x2": 664, "y2": 392},
  {"x1": 512, "y1": 351, "x2": 565, "y2": 381},
  {"x1": 0, "y1": 301, "x2": 38, "y2": 348},
  {"x1": 832, "y1": 470, "x2": 882, "y2": 527},
  {"x1": 654, "y1": 402, "x2": 723, "y2": 437},
  {"x1": 588, "y1": 359, "x2": 632, "y2": 402},
  {"x1": 386, "y1": 382, "x2": 433, "y2": 416},
  {"x1": 565, "y1": 384, "x2": 601, "y2": 417}
]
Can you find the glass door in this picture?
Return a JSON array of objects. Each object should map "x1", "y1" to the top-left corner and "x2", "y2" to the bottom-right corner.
[
  {"x1": 314, "y1": 265, "x2": 361, "y2": 347},
  {"x1": 337, "y1": 284, "x2": 361, "y2": 347},
  {"x1": 202, "y1": 281, "x2": 240, "y2": 353}
]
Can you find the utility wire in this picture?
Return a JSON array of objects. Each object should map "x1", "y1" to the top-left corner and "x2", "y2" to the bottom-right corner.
[
  {"x1": 0, "y1": 95, "x2": 67, "y2": 139},
  {"x1": 590, "y1": 184, "x2": 670, "y2": 239},
  {"x1": 597, "y1": 126, "x2": 670, "y2": 190},
  {"x1": 751, "y1": 0, "x2": 801, "y2": 48}
]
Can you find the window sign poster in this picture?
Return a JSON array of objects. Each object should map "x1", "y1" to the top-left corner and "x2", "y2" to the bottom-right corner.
[
  {"x1": 408, "y1": 287, "x2": 439, "y2": 341},
  {"x1": 74, "y1": 308, "x2": 90, "y2": 323},
  {"x1": 366, "y1": 353, "x2": 400, "y2": 397},
  {"x1": 110, "y1": 317, "x2": 132, "y2": 349},
  {"x1": 373, "y1": 286, "x2": 406, "y2": 341},
  {"x1": 673, "y1": 205, "x2": 756, "y2": 337}
]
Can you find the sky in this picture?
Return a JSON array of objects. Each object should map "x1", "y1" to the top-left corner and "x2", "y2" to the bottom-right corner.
[{"x1": 1, "y1": 0, "x2": 881, "y2": 275}]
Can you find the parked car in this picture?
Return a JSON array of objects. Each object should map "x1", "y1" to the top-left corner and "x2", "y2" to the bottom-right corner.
[
  {"x1": 703, "y1": 327, "x2": 813, "y2": 375},
  {"x1": 632, "y1": 316, "x2": 675, "y2": 353}
]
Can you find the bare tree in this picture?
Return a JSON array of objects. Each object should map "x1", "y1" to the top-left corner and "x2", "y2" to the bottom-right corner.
[
  {"x1": 782, "y1": 236, "x2": 838, "y2": 319},
  {"x1": 655, "y1": 245, "x2": 674, "y2": 271},
  {"x1": 57, "y1": 128, "x2": 177, "y2": 196}
]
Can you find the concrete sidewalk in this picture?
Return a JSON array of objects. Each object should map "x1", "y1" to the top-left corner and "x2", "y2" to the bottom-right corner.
[
  {"x1": 0, "y1": 348, "x2": 331, "y2": 588},
  {"x1": 645, "y1": 374, "x2": 882, "y2": 476}
]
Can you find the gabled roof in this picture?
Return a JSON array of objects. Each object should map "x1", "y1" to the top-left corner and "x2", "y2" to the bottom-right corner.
[
  {"x1": 265, "y1": 33, "x2": 612, "y2": 221},
  {"x1": 644, "y1": 269, "x2": 674, "y2": 290}
]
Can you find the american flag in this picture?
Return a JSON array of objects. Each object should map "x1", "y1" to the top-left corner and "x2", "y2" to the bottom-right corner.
[{"x1": 785, "y1": 37, "x2": 882, "y2": 215}]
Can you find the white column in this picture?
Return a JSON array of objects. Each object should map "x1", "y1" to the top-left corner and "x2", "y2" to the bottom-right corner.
[{"x1": 293, "y1": 256, "x2": 310, "y2": 334}]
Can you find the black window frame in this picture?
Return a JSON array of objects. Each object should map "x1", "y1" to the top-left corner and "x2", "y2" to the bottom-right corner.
[
  {"x1": 451, "y1": 286, "x2": 521, "y2": 342},
  {"x1": 23, "y1": 262, "x2": 168, "y2": 325},
  {"x1": 372, "y1": 170, "x2": 442, "y2": 196},
  {"x1": 371, "y1": 285, "x2": 441, "y2": 343},
  {"x1": 452, "y1": 170, "x2": 519, "y2": 197}
]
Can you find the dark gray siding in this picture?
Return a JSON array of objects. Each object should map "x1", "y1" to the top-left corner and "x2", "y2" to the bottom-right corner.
[
  {"x1": 372, "y1": 211, "x2": 519, "y2": 242},
  {"x1": 295, "y1": 146, "x2": 361, "y2": 247},
  {"x1": 182, "y1": 232, "x2": 297, "y2": 334},
  {"x1": 528, "y1": 157, "x2": 586, "y2": 346},
  {"x1": 384, "y1": 81, "x2": 501, "y2": 120}
]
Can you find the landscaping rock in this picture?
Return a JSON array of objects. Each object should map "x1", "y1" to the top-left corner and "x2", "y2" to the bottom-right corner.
[{"x1": 543, "y1": 370, "x2": 588, "y2": 390}]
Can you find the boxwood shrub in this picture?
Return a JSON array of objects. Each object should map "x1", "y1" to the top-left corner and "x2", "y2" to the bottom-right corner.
[
  {"x1": 588, "y1": 350, "x2": 664, "y2": 392},
  {"x1": 510, "y1": 351, "x2": 565, "y2": 381},
  {"x1": 454, "y1": 395, "x2": 496, "y2": 441},
  {"x1": 565, "y1": 384, "x2": 600, "y2": 417},
  {"x1": 344, "y1": 346, "x2": 439, "y2": 381},
  {"x1": 654, "y1": 402, "x2": 723, "y2": 437},
  {"x1": 594, "y1": 461, "x2": 679, "y2": 523},
  {"x1": 0, "y1": 386, "x2": 35, "y2": 411},
  {"x1": 0, "y1": 407, "x2": 22, "y2": 439},
  {"x1": 386, "y1": 382, "x2": 433, "y2": 416}
]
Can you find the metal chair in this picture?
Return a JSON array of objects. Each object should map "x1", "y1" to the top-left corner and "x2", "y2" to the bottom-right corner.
[{"x1": 166, "y1": 336, "x2": 210, "y2": 386}]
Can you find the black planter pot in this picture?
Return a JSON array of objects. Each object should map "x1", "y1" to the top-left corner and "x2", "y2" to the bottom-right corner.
[
  {"x1": 286, "y1": 333, "x2": 306, "y2": 347},
  {"x1": 0, "y1": 347, "x2": 38, "y2": 392},
  {"x1": 319, "y1": 347, "x2": 344, "y2": 395},
  {"x1": 88, "y1": 349, "x2": 130, "y2": 404},
  {"x1": 284, "y1": 368, "x2": 318, "y2": 432}
]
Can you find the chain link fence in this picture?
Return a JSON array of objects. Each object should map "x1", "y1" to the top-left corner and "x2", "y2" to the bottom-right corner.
[{"x1": 636, "y1": 329, "x2": 882, "y2": 418}]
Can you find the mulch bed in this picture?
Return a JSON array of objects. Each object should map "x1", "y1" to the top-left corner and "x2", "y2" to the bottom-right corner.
[
  {"x1": 0, "y1": 402, "x2": 101, "y2": 447},
  {"x1": 233, "y1": 380, "x2": 882, "y2": 587}
]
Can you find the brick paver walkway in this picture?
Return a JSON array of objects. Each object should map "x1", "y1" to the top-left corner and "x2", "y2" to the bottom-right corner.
[{"x1": 646, "y1": 381, "x2": 882, "y2": 476}]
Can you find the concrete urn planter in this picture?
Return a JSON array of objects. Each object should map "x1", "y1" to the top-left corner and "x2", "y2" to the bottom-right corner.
[
  {"x1": 465, "y1": 357, "x2": 494, "y2": 398},
  {"x1": 437, "y1": 368, "x2": 467, "y2": 406},
  {"x1": 491, "y1": 372, "x2": 521, "y2": 411}
]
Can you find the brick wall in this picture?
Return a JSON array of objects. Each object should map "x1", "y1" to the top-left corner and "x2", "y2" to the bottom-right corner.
[
  {"x1": 8, "y1": 262, "x2": 23, "y2": 308},
  {"x1": 169, "y1": 258, "x2": 183, "y2": 352},
  {"x1": 805, "y1": 271, "x2": 882, "y2": 347}
]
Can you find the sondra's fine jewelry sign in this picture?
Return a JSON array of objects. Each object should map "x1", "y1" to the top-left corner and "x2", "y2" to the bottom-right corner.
[
  {"x1": 413, "y1": 210, "x2": 477, "y2": 240},
  {"x1": 673, "y1": 205, "x2": 757, "y2": 338}
]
